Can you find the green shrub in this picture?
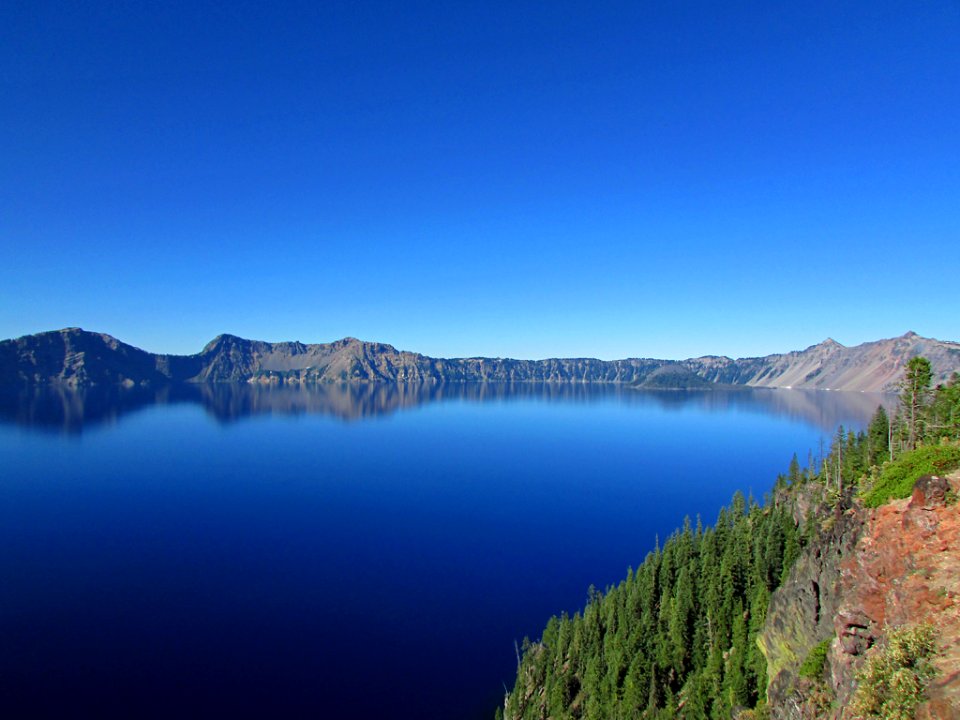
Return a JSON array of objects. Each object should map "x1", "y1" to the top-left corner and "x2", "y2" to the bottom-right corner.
[
  {"x1": 860, "y1": 443, "x2": 960, "y2": 508},
  {"x1": 799, "y1": 639, "x2": 831, "y2": 680},
  {"x1": 849, "y1": 623, "x2": 939, "y2": 720}
]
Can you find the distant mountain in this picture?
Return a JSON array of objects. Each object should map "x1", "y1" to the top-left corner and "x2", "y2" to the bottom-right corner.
[
  {"x1": 682, "y1": 332, "x2": 960, "y2": 392},
  {"x1": 0, "y1": 328, "x2": 201, "y2": 387},
  {"x1": 0, "y1": 329, "x2": 670, "y2": 387},
  {"x1": 1, "y1": 328, "x2": 957, "y2": 392}
]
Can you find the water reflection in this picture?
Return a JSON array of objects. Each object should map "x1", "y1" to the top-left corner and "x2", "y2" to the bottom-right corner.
[{"x1": 0, "y1": 382, "x2": 894, "y2": 434}]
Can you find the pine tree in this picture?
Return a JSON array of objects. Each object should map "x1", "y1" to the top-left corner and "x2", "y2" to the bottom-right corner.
[
  {"x1": 901, "y1": 356, "x2": 933, "y2": 449},
  {"x1": 929, "y1": 372, "x2": 960, "y2": 441},
  {"x1": 787, "y1": 453, "x2": 802, "y2": 485},
  {"x1": 866, "y1": 405, "x2": 890, "y2": 466}
]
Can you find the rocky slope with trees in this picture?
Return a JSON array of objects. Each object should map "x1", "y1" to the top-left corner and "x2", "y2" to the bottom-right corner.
[
  {"x1": 499, "y1": 359, "x2": 960, "y2": 719},
  {"x1": 2, "y1": 328, "x2": 958, "y2": 392}
]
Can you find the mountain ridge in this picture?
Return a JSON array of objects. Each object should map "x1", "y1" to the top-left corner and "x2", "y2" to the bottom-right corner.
[{"x1": 1, "y1": 328, "x2": 958, "y2": 392}]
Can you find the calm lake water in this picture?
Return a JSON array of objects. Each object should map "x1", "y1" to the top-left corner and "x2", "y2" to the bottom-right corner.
[{"x1": 0, "y1": 383, "x2": 889, "y2": 718}]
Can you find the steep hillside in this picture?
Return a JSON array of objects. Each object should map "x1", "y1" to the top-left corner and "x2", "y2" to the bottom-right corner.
[
  {"x1": 201, "y1": 334, "x2": 672, "y2": 384},
  {"x1": 761, "y1": 472, "x2": 960, "y2": 719},
  {"x1": 499, "y1": 456, "x2": 960, "y2": 720},
  {"x1": 685, "y1": 332, "x2": 960, "y2": 392},
  {"x1": 0, "y1": 328, "x2": 200, "y2": 387}
]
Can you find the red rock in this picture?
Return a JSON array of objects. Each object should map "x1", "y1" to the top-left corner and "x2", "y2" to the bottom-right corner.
[{"x1": 911, "y1": 475, "x2": 950, "y2": 509}]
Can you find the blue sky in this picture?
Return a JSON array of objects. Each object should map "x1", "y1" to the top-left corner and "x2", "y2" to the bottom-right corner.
[{"x1": 2, "y1": 1, "x2": 958, "y2": 359}]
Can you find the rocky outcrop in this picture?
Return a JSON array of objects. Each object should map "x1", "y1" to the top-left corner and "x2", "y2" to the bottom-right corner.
[
  {"x1": 829, "y1": 472, "x2": 960, "y2": 718},
  {"x1": 761, "y1": 473, "x2": 960, "y2": 719},
  {"x1": 1, "y1": 328, "x2": 958, "y2": 390},
  {"x1": 759, "y1": 486, "x2": 865, "y2": 719}
]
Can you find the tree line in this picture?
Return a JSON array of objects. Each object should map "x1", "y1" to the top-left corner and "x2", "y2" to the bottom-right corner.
[
  {"x1": 817, "y1": 359, "x2": 960, "y2": 505},
  {"x1": 500, "y1": 491, "x2": 802, "y2": 719}
]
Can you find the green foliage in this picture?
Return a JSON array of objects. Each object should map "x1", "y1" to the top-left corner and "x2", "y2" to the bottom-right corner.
[
  {"x1": 901, "y1": 357, "x2": 933, "y2": 450},
  {"x1": 787, "y1": 454, "x2": 802, "y2": 485},
  {"x1": 888, "y1": 356, "x2": 960, "y2": 454},
  {"x1": 798, "y1": 640, "x2": 830, "y2": 680},
  {"x1": 817, "y1": 420, "x2": 874, "y2": 493},
  {"x1": 849, "y1": 623, "x2": 939, "y2": 720},
  {"x1": 928, "y1": 372, "x2": 960, "y2": 442},
  {"x1": 502, "y1": 494, "x2": 804, "y2": 719},
  {"x1": 860, "y1": 443, "x2": 960, "y2": 508},
  {"x1": 865, "y1": 406, "x2": 890, "y2": 467}
]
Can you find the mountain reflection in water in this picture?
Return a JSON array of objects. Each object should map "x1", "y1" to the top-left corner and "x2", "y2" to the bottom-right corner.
[{"x1": 0, "y1": 382, "x2": 893, "y2": 434}]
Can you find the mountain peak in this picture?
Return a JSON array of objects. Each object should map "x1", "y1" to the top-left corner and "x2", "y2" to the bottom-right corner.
[
  {"x1": 50, "y1": 327, "x2": 121, "y2": 346},
  {"x1": 202, "y1": 333, "x2": 248, "y2": 353}
]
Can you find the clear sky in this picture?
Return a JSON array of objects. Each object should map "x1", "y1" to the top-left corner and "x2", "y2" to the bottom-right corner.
[{"x1": 1, "y1": 1, "x2": 958, "y2": 360}]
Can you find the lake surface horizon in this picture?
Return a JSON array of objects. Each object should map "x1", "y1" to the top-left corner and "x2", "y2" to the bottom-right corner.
[{"x1": 0, "y1": 384, "x2": 891, "y2": 718}]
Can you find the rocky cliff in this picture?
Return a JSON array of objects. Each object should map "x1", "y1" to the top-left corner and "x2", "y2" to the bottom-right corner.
[
  {"x1": 759, "y1": 484, "x2": 864, "y2": 716},
  {"x1": 1, "y1": 328, "x2": 958, "y2": 391},
  {"x1": 760, "y1": 472, "x2": 960, "y2": 719}
]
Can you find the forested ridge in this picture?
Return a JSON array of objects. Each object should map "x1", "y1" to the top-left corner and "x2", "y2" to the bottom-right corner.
[
  {"x1": 501, "y1": 485, "x2": 804, "y2": 719},
  {"x1": 500, "y1": 361, "x2": 960, "y2": 719}
]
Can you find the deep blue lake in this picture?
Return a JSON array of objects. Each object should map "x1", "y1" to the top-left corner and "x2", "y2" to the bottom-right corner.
[{"x1": 0, "y1": 383, "x2": 889, "y2": 718}]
